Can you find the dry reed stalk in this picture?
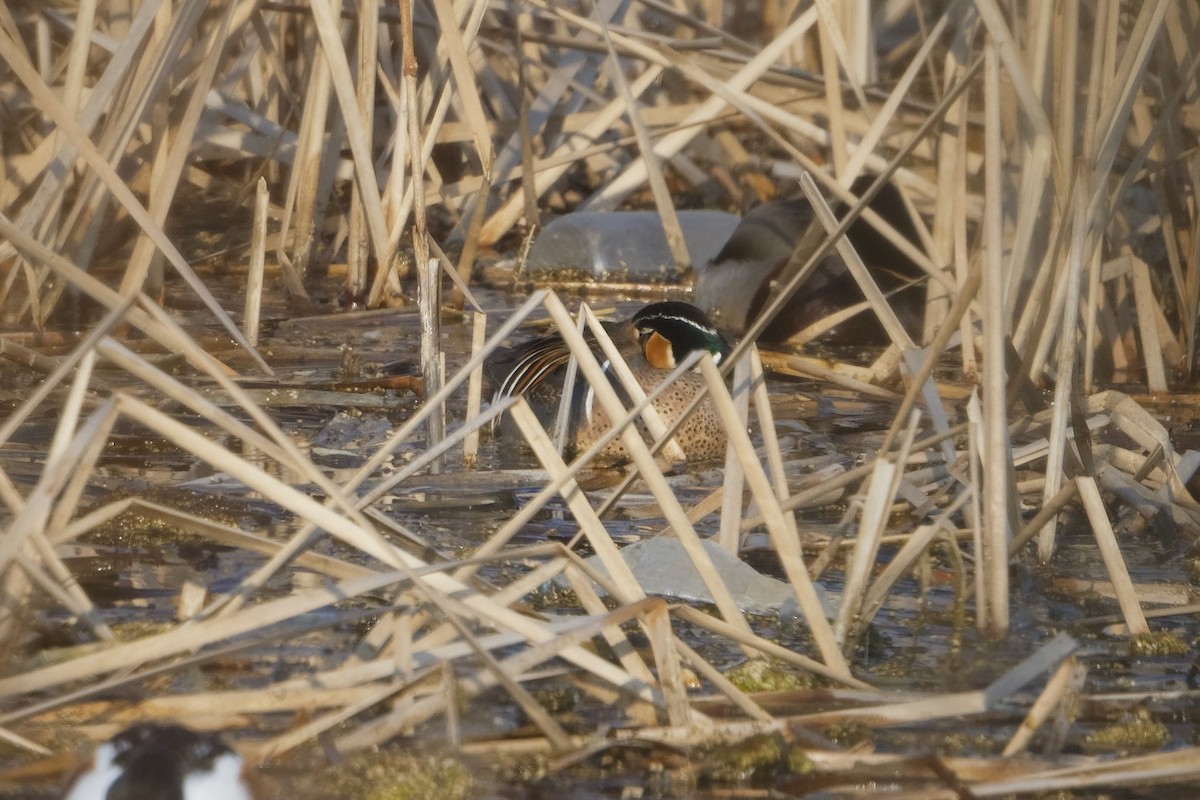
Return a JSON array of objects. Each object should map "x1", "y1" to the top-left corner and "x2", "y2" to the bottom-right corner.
[
  {"x1": 219, "y1": 397, "x2": 516, "y2": 620},
  {"x1": 282, "y1": 27, "x2": 333, "y2": 285},
  {"x1": 592, "y1": 11, "x2": 690, "y2": 270},
  {"x1": 393, "y1": 5, "x2": 443, "y2": 464},
  {"x1": 10, "y1": 349, "x2": 110, "y2": 628},
  {"x1": 973, "y1": 747, "x2": 1200, "y2": 797},
  {"x1": 768, "y1": 353, "x2": 904, "y2": 399},
  {"x1": 670, "y1": 606, "x2": 872, "y2": 690},
  {"x1": 0, "y1": 395, "x2": 118, "y2": 591},
  {"x1": 4, "y1": 625, "x2": 418, "y2": 729},
  {"x1": 833, "y1": 457, "x2": 898, "y2": 644},
  {"x1": 94, "y1": 340, "x2": 369, "y2": 532},
  {"x1": 549, "y1": 310, "x2": 586, "y2": 456},
  {"x1": 375, "y1": 0, "x2": 489, "y2": 295},
  {"x1": 462, "y1": 311, "x2": 487, "y2": 467},
  {"x1": 0, "y1": 297, "x2": 132, "y2": 458},
  {"x1": 834, "y1": 413, "x2": 919, "y2": 648},
  {"x1": 379, "y1": 71, "x2": 410, "y2": 289},
  {"x1": 991, "y1": 1, "x2": 1058, "y2": 334},
  {"x1": 876, "y1": 261, "x2": 982, "y2": 459},
  {"x1": 553, "y1": 2, "x2": 818, "y2": 210},
  {"x1": 453, "y1": 375, "x2": 691, "y2": 579},
  {"x1": 977, "y1": 42, "x2": 1009, "y2": 635},
  {"x1": 451, "y1": 173, "x2": 492, "y2": 309},
  {"x1": 0, "y1": 337, "x2": 64, "y2": 375},
  {"x1": 1074, "y1": 475, "x2": 1149, "y2": 634},
  {"x1": 1065, "y1": 575, "x2": 1195, "y2": 606},
  {"x1": 562, "y1": 564, "x2": 660, "y2": 686},
  {"x1": 0, "y1": 222, "x2": 244, "y2": 378},
  {"x1": 70, "y1": 684, "x2": 387, "y2": 728},
  {"x1": 1097, "y1": 469, "x2": 1200, "y2": 535},
  {"x1": 793, "y1": 631, "x2": 1076, "y2": 728},
  {"x1": 0, "y1": 567, "x2": 422, "y2": 699},
  {"x1": 479, "y1": 61, "x2": 650, "y2": 242},
  {"x1": 16, "y1": 548, "x2": 109, "y2": 644},
  {"x1": 844, "y1": 12, "x2": 949, "y2": 184},
  {"x1": 463, "y1": 712, "x2": 797, "y2": 757},
  {"x1": 346, "y1": 0, "x2": 379, "y2": 300},
  {"x1": 0, "y1": 12, "x2": 268, "y2": 367},
  {"x1": 813, "y1": 3, "x2": 846, "y2": 174},
  {"x1": 1130, "y1": 256, "x2": 1169, "y2": 391},
  {"x1": 255, "y1": 676, "x2": 426, "y2": 760},
  {"x1": 15, "y1": 3, "x2": 262, "y2": 331},
  {"x1": 928, "y1": 10, "x2": 973, "y2": 359},
  {"x1": 670, "y1": 637, "x2": 774, "y2": 724},
  {"x1": 310, "y1": 0, "x2": 390, "y2": 276},
  {"x1": 99, "y1": 403, "x2": 670, "y2": 709},
  {"x1": 356, "y1": 598, "x2": 711, "y2": 754},
  {"x1": 0, "y1": 1, "x2": 161, "y2": 249},
  {"x1": 506, "y1": 400, "x2": 647, "y2": 601},
  {"x1": 343, "y1": 292, "x2": 547, "y2": 488},
  {"x1": 739, "y1": 421, "x2": 970, "y2": 532},
  {"x1": 749, "y1": 347, "x2": 798, "y2": 525},
  {"x1": 116, "y1": 0, "x2": 237, "y2": 303},
  {"x1": 801, "y1": 173, "x2": 916, "y2": 348},
  {"x1": 699, "y1": 356, "x2": 849, "y2": 676},
  {"x1": 1038, "y1": 171, "x2": 1090, "y2": 561},
  {"x1": 0, "y1": 724, "x2": 51, "y2": 757},
  {"x1": 95, "y1": 499, "x2": 372, "y2": 581},
  {"x1": 716, "y1": 353, "x2": 751, "y2": 553},
  {"x1": 858, "y1": 488, "x2": 973, "y2": 629},
  {"x1": 243, "y1": 177, "x2": 268, "y2": 346},
  {"x1": 431, "y1": 588, "x2": 580, "y2": 748},
  {"x1": 1002, "y1": 654, "x2": 1086, "y2": 757},
  {"x1": 418, "y1": 254, "x2": 446, "y2": 463},
  {"x1": 640, "y1": 601, "x2": 693, "y2": 727}
]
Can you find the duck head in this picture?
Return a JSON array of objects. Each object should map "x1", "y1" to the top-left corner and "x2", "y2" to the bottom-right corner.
[{"x1": 631, "y1": 301, "x2": 732, "y2": 369}]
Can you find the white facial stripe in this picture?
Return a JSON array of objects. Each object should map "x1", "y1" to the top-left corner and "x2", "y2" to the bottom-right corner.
[
  {"x1": 638, "y1": 313, "x2": 726, "y2": 361},
  {"x1": 639, "y1": 313, "x2": 712, "y2": 336}
]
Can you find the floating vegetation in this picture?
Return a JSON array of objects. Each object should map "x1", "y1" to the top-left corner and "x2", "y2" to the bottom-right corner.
[
  {"x1": 696, "y1": 732, "x2": 788, "y2": 784},
  {"x1": 724, "y1": 658, "x2": 817, "y2": 693},
  {"x1": 314, "y1": 751, "x2": 473, "y2": 800},
  {"x1": 1086, "y1": 714, "x2": 1172, "y2": 755},
  {"x1": 1130, "y1": 630, "x2": 1191, "y2": 658}
]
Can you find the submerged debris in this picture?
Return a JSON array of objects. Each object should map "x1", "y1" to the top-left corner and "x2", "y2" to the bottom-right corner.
[{"x1": 1085, "y1": 713, "x2": 1171, "y2": 754}]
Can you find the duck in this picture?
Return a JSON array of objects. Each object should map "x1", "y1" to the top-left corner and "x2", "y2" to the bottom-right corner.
[
  {"x1": 693, "y1": 175, "x2": 927, "y2": 345},
  {"x1": 487, "y1": 301, "x2": 732, "y2": 463},
  {"x1": 61, "y1": 722, "x2": 256, "y2": 800}
]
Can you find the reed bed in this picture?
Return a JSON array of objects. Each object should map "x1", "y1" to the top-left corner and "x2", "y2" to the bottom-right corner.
[{"x1": 1, "y1": 0, "x2": 1199, "y2": 796}]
